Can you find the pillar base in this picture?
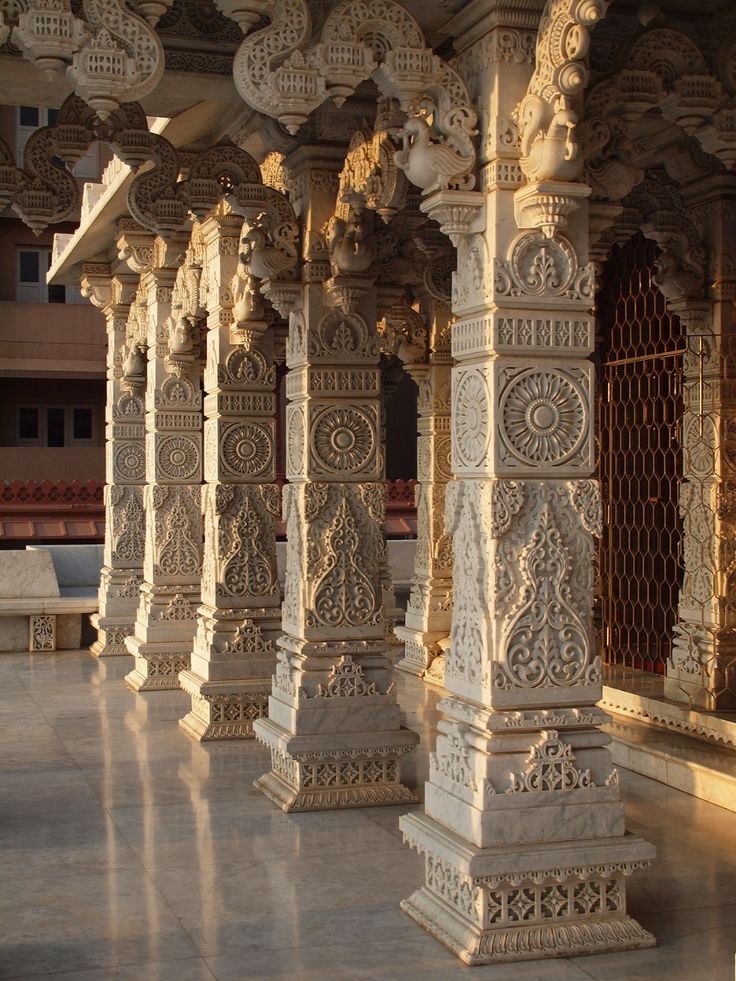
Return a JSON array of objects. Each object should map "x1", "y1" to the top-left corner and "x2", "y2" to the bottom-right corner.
[
  {"x1": 124, "y1": 636, "x2": 191, "y2": 691},
  {"x1": 90, "y1": 615, "x2": 134, "y2": 658},
  {"x1": 395, "y1": 628, "x2": 447, "y2": 687},
  {"x1": 399, "y1": 813, "x2": 655, "y2": 966},
  {"x1": 253, "y1": 716, "x2": 419, "y2": 812},
  {"x1": 178, "y1": 670, "x2": 270, "y2": 740}
]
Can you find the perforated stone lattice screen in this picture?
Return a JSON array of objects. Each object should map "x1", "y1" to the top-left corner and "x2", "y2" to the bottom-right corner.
[{"x1": 596, "y1": 233, "x2": 685, "y2": 677}]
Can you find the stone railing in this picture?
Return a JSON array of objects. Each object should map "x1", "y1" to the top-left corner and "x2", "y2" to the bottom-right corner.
[
  {"x1": 52, "y1": 233, "x2": 74, "y2": 266},
  {"x1": 80, "y1": 182, "x2": 106, "y2": 224},
  {"x1": 0, "y1": 480, "x2": 105, "y2": 541},
  {"x1": 386, "y1": 478, "x2": 417, "y2": 536},
  {"x1": 100, "y1": 151, "x2": 128, "y2": 189},
  {"x1": 0, "y1": 480, "x2": 104, "y2": 506}
]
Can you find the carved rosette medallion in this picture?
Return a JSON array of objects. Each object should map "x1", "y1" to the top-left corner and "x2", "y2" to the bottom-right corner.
[
  {"x1": 310, "y1": 404, "x2": 376, "y2": 476},
  {"x1": 499, "y1": 368, "x2": 587, "y2": 468},
  {"x1": 286, "y1": 405, "x2": 305, "y2": 478},
  {"x1": 417, "y1": 438, "x2": 432, "y2": 480},
  {"x1": 435, "y1": 437, "x2": 453, "y2": 481},
  {"x1": 113, "y1": 442, "x2": 145, "y2": 481},
  {"x1": 453, "y1": 369, "x2": 490, "y2": 469},
  {"x1": 220, "y1": 422, "x2": 273, "y2": 478},
  {"x1": 156, "y1": 435, "x2": 200, "y2": 481}
]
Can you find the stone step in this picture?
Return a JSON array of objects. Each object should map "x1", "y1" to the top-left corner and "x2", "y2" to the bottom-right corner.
[{"x1": 604, "y1": 712, "x2": 736, "y2": 814}]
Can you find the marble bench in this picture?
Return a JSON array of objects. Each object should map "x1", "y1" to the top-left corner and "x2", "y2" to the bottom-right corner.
[{"x1": 0, "y1": 547, "x2": 100, "y2": 652}]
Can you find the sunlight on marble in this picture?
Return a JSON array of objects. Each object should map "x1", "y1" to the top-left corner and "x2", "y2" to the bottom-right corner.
[{"x1": 0, "y1": 648, "x2": 735, "y2": 980}]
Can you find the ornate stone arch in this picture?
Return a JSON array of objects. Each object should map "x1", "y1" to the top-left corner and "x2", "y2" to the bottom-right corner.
[
  {"x1": 582, "y1": 25, "x2": 736, "y2": 215},
  {"x1": 3, "y1": 0, "x2": 165, "y2": 117},
  {"x1": 227, "y1": 0, "x2": 478, "y2": 195}
]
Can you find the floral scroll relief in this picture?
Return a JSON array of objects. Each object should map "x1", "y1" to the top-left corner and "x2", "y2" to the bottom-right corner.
[
  {"x1": 444, "y1": 481, "x2": 488, "y2": 688},
  {"x1": 494, "y1": 232, "x2": 594, "y2": 302},
  {"x1": 310, "y1": 492, "x2": 379, "y2": 628},
  {"x1": 492, "y1": 486, "x2": 600, "y2": 693},
  {"x1": 314, "y1": 656, "x2": 379, "y2": 698},
  {"x1": 430, "y1": 722, "x2": 478, "y2": 792},
  {"x1": 154, "y1": 488, "x2": 201, "y2": 577},
  {"x1": 219, "y1": 489, "x2": 279, "y2": 599},
  {"x1": 507, "y1": 730, "x2": 593, "y2": 793},
  {"x1": 111, "y1": 486, "x2": 145, "y2": 564},
  {"x1": 30, "y1": 615, "x2": 56, "y2": 652}
]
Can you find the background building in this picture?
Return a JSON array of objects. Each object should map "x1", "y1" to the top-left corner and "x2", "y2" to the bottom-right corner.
[{"x1": 0, "y1": 105, "x2": 108, "y2": 544}]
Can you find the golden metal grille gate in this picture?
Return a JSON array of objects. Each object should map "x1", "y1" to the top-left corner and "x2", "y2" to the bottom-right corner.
[{"x1": 596, "y1": 234, "x2": 685, "y2": 676}]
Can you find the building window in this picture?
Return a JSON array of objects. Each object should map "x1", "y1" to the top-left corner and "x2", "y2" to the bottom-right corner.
[
  {"x1": 17, "y1": 407, "x2": 40, "y2": 444},
  {"x1": 73, "y1": 407, "x2": 93, "y2": 443},
  {"x1": 16, "y1": 247, "x2": 51, "y2": 303},
  {"x1": 47, "y1": 407, "x2": 65, "y2": 447},
  {"x1": 16, "y1": 405, "x2": 98, "y2": 446},
  {"x1": 16, "y1": 247, "x2": 86, "y2": 304}
]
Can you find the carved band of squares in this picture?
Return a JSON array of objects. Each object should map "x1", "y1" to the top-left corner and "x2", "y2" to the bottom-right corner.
[
  {"x1": 499, "y1": 368, "x2": 586, "y2": 467},
  {"x1": 220, "y1": 422, "x2": 273, "y2": 477},
  {"x1": 453, "y1": 369, "x2": 490, "y2": 468},
  {"x1": 310, "y1": 405, "x2": 376, "y2": 474},
  {"x1": 113, "y1": 442, "x2": 145, "y2": 481},
  {"x1": 156, "y1": 435, "x2": 200, "y2": 480}
]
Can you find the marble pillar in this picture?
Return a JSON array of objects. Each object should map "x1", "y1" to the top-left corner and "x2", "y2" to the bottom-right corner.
[
  {"x1": 179, "y1": 211, "x2": 280, "y2": 739},
  {"x1": 82, "y1": 264, "x2": 146, "y2": 657},
  {"x1": 400, "y1": 9, "x2": 654, "y2": 964},
  {"x1": 396, "y1": 302, "x2": 454, "y2": 684},
  {"x1": 253, "y1": 145, "x2": 419, "y2": 811},
  {"x1": 668, "y1": 183, "x2": 736, "y2": 709},
  {"x1": 125, "y1": 236, "x2": 204, "y2": 691}
]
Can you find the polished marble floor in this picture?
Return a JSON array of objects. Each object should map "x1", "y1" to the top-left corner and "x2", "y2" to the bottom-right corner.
[{"x1": 1, "y1": 648, "x2": 735, "y2": 981}]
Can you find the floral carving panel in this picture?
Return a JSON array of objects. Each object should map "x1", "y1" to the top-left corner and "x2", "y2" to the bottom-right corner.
[
  {"x1": 308, "y1": 403, "x2": 380, "y2": 479},
  {"x1": 495, "y1": 362, "x2": 594, "y2": 475}
]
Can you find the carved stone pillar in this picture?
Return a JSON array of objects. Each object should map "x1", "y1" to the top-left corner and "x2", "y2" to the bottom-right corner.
[
  {"x1": 82, "y1": 264, "x2": 145, "y2": 657},
  {"x1": 667, "y1": 183, "x2": 736, "y2": 709},
  {"x1": 396, "y1": 303, "x2": 454, "y2": 683},
  {"x1": 400, "y1": 8, "x2": 654, "y2": 965},
  {"x1": 253, "y1": 145, "x2": 419, "y2": 811},
  {"x1": 179, "y1": 211, "x2": 280, "y2": 740},
  {"x1": 125, "y1": 237, "x2": 204, "y2": 692}
]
